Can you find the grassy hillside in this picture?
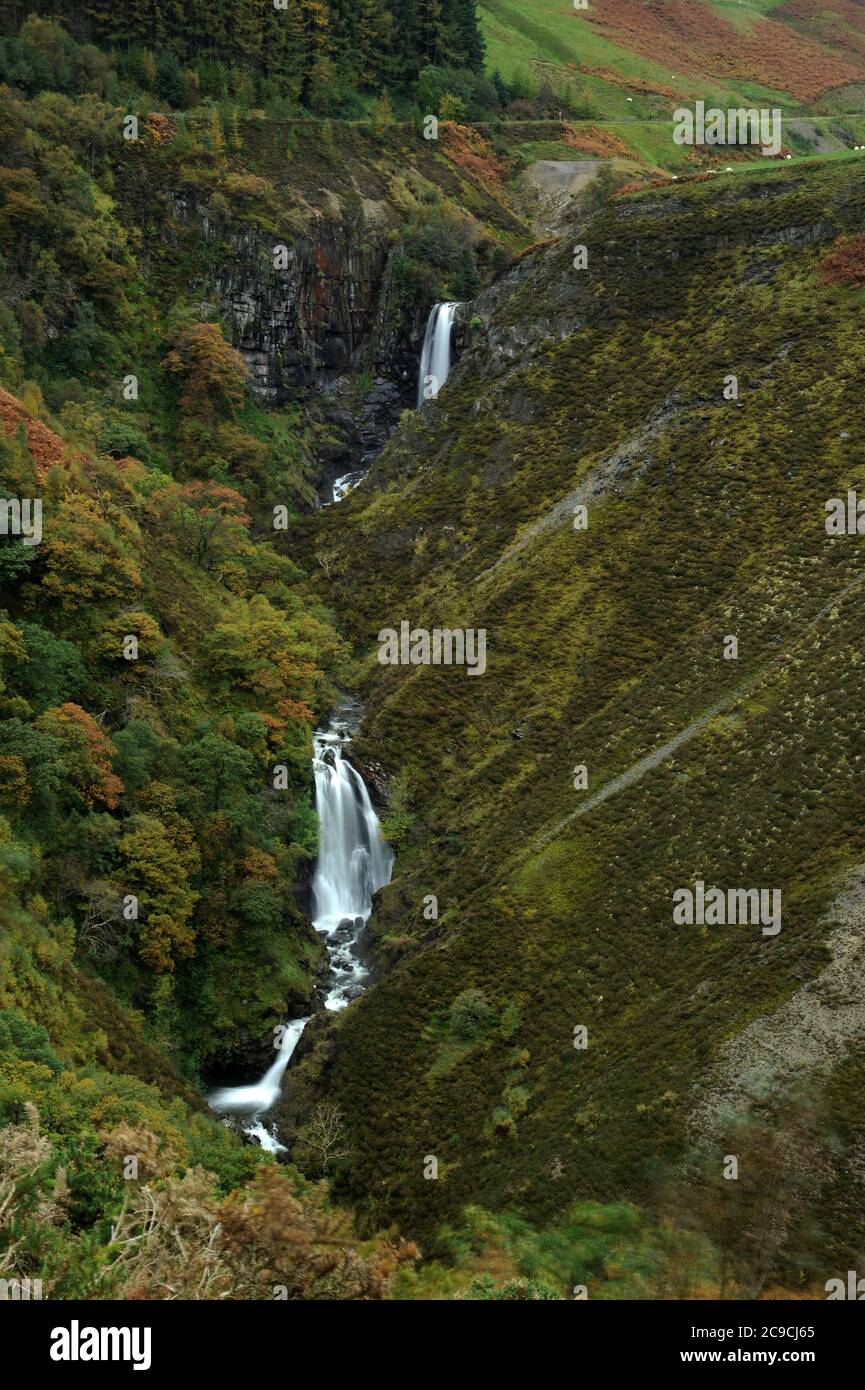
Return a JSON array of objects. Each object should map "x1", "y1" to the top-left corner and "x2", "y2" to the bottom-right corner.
[
  {"x1": 480, "y1": 0, "x2": 865, "y2": 116},
  {"x1": 296, "y1": 155, "x2": 865, "y2": 1286}
]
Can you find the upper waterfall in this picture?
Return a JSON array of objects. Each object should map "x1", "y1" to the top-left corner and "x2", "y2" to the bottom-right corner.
[{"x1": 417, "y1": 301, "x2": 460, "y2": 407}]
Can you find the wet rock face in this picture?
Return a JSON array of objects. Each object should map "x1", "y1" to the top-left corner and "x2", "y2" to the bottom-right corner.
[
  {"x1": 311, "y1": 370, "x2": 416, "y2": 501},
  {"x1": 204, "y1": 1025, "x2": 277, "y2": 1082},
  {"x1": 317, "y1": 374, "x2": 408, "y2": 460},
  {"x1": 357, "y1": 377, "x2": 405, "y2": 452},
  {"x1": 217, "y1": 225, "x2": 386, "y2": 403},
  {"x1": 344, "y1": 750, "x2": 390, "y2": 808},
  {"x1": 169, "y1": 197, "x2": 420, "y2": 405}
]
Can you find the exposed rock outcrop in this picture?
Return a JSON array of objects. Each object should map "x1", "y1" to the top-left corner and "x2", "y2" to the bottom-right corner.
[
  {"x1": 689, "y1": 869, "x2": 865, "y2": 1141},
  {"x1": 167, "y1": 195, "x2": 424, "y2": 491}
]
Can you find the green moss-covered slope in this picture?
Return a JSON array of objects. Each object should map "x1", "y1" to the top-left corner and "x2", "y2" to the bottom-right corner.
[{"x1": 299, "y1": 157, "x2": 865, "y2": 1269}]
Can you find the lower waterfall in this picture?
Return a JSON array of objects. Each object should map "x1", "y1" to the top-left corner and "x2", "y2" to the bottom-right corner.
[
  {"x1": 311, "y1": 711, "x2": 394, "y2": 1008},
  {"x1": 209, "y1": 705, "x2": 393, "y2": 1150}
]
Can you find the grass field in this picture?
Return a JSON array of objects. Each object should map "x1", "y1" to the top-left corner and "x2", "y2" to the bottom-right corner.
[{"x1": 479, "y1": 0, "x2": 865, "y2": 118}]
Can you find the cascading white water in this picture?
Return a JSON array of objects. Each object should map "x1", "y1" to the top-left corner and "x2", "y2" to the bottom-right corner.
[
  {"x1": 417, "y1": 301, "x2": 459, "y2": 407},
  {"x1": 208, "y1": 705, "x2": 392, "y2": 1146},
  {"x1": 320, "y1": 302, "x2": 458, "y2": 503},
  {"x1": 312, "y1": 713, "x2": 393, "y2": 1009},
  {"x1": 331, "y1": 469, "x2": 365, "y2": 503},
  {"x1": 208, "y1": 1017, "x2": 309, "y2": 1152}
]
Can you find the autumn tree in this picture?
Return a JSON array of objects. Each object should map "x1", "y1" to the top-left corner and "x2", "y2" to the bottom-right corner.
[
  {"x1": 203, "y1": 593, "x2": 343, "y2": 710},
  {"x1": 162, "y1": 323, "x2": 248, "y2": 419},
  {"x1": 217, "y1": 1165, "x2": 418, "y2": 1299},
  {"x1": 35, "y1": 702, "x2": 123, "y2": 809},
  {"x1": 150, "y1": 480, "x2": 251, "y2": 573},
  {"x1": 176, "y1": 418, "x2": 269, "y2": 485},
  {"x1": 119, "y1": 800, "x2": 200, "y2": 972},
  {"x1": 91, "y1": 609, "x2": 164, "y2": 666},
  {"x1": 41, "y1": 492, "x2": 143, "y2": 608},
  {"x1": 0, "y1": 755, "x2": 29, "y2": 812},
  {"x1": 0, "y1": 613, "x2": 27, "y2": 699},
  {"x1": 0, "y1": 718, "x2": 64, "y2": 807}
]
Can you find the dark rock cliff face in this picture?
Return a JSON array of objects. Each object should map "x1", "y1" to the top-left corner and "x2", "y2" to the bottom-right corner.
[
  {"x1": 169, "y1": 196, "x2": 426, "y2": 488},
  {"x1": 213, "y1": 221, "x2": 418, "y2": 403}
]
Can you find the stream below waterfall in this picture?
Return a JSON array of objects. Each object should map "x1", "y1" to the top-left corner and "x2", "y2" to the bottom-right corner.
[
  {"x1": 209, "y1": 300, "x2": 456, "y2": 1151},
  {"x1": 208, "y1": 704, "x2": 393, "y2": 1151}
]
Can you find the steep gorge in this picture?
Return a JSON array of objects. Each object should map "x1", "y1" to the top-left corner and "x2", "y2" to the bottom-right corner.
[
  {"x1": 6, "y1": 0, "x2": 865, "y2": 1307},
  {"x1": 280, "y1": 156, "x2": 865, "y2": 1264}
]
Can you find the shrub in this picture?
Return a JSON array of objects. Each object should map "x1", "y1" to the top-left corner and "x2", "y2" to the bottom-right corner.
[{"x1": 448, "y1": 988, "x2": 493, "y2": 1040}]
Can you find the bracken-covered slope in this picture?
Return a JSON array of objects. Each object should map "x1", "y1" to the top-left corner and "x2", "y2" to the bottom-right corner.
[
  {"x1": 297, "y1": 157, "x2": 865, "y2": 1268},
  {"x1": 481, "y1": 0, "x2": 865, "y2": 114}
]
